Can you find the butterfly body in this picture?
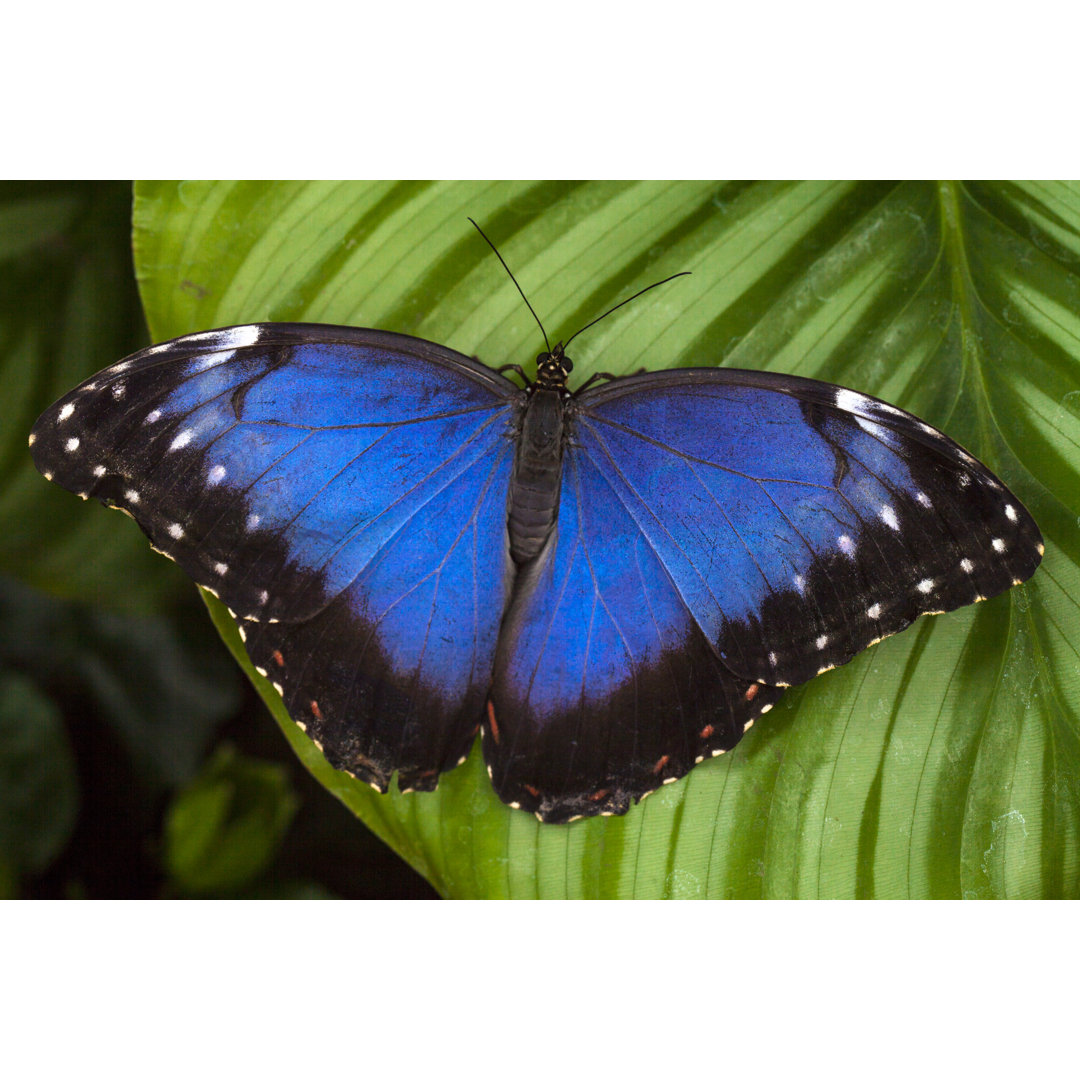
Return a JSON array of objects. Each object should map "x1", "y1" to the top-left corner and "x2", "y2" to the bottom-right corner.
[
  {"x1": 508, "y1": 385, "x2": 566, "y2": 565},
  {"x1": 30, "y1": 322, "x2": 1043, "y2": 823}
]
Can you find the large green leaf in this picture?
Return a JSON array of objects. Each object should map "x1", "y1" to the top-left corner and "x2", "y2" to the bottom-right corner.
[{"x1": 129, "y1": 181, "x2": 1077, "y2": 898}]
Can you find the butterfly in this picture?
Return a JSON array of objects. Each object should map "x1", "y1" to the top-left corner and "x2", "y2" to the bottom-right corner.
[{"x1": 29, "y1": 249, "x2": 1043, "y2": 824}]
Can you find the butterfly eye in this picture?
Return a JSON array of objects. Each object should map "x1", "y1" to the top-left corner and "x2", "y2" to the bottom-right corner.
[{"x1": 562, "y1": 357, "x2": 573, "y2": 373}]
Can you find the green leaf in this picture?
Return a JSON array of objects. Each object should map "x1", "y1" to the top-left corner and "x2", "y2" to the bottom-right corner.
[
  {"x1": 164, "y1": 744, "x2": 299, "y2": 895},
  {"x1": 0, "y1": 669, "x2": 78, "y2": 881},
  {"x1": 0, "y1": 181, "x2": 183, "y2": 613},
  {"x1": 129, "y1": 181, "x2": 1078, "y2": 898}
]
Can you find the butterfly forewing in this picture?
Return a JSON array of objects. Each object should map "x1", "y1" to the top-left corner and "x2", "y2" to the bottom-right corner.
[{"x1": 571, "y1": 369, "x2": 1043, "y2": 689}]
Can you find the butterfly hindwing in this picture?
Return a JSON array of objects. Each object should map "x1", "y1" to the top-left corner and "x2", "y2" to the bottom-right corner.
[
  {"x1": 31, "y1": 324, "x2": 524, "y2": 792},
  {"x1": 486, "y1": 441, "x2": 785, "y2": 823}
]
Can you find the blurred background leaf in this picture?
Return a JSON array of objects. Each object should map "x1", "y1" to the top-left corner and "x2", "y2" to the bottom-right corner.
[
  {"x1": 164, "y1": 745, "x2": 298, "y2": 895},
  {"x1": 0, "y1": 669, "x2": 78, "y2": 893},
  {"x1": 6, "y1": 181, "x2": 1078, "y2": 897}
]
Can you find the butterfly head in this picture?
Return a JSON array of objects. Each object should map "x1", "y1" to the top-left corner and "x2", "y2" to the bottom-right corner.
[{"x1": 535, "y1": 345, "x2": 573, "y2": 392}]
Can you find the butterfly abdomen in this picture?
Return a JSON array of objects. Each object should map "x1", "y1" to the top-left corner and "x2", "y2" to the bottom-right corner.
[{"x1": 508, "y1": 388, "x2": 566, "y2": 565}]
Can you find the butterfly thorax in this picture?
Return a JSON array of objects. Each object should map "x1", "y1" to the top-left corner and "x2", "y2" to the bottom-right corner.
[{"x1": 508, "y1": 385, "x2": 567, "y2": 565}]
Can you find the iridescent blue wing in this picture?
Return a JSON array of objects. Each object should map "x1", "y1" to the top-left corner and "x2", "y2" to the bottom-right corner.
[
  {"x1": 486, "y1": 368, "x2": 1042, "y2": 822},
  {"x1": 30, "y1": 324, "x2": 524, "y2": 793},
  {"x1": 487, "y1": 440, "x2": 786, "y2": 823}
]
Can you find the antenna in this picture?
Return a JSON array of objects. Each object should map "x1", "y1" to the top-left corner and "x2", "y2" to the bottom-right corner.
[
  {"x1": 469, "y1": 217, "x2": 690, "y2": 356},
  {"x1": 468, "y1": 218, "x2": 551, "y2": 354},
  {"x1": 562, "y1": 272, "x2": 691, "y2": 351}
]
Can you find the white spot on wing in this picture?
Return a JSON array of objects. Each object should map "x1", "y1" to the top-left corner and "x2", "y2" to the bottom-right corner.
[
  {"x1": 1005, "y1": 504, "x2": 1018, "y2": 523},
  {"x1": 93, "y1": 465, "x2": 106, "y2": 477},
  {"x1": 991, "y1": 537, "x2": 1006, "y2": 552},
  {"x1": 169, "y1": 429, "x2": 193, "y2": 451},
  {"x1": 208, "y1": 464, "x2": 226, "y2": 484},
  {"x1": 246, "y1": 513, "x2": 261, "y2": 530},
  {"x1": 835, "y1": 387, "x2": 878, "y2": 434},
  {"x1": 960, "y1": 558, "x2": 974, "y2": 573},
  {"x1": 916, "y1": 578, "x2": 935, "y2": 593},
  {"x1": 145, "y1": 409, "x2": 162, "y2": 424},
  {"x1": 916, "y1": 491, "x2": 932, "y2": 509},
  {"x1": 27, "y1": 433, "x2": 36, "y2": 447},
  {"x1": 880, "y1": 505, "x2": 899, "y2": 531},
  {"x1": 793, "y1": 573, "x2": 805, "y2": 594},
  {"x1": 958, "y1": 473, "x2": 972, "y2": 488},
  {"x1": 111, "y1": 382, "x2": 126, "y2": 400},
  {"x1": 190, "y1": 352, "x2": 234, "y2": 373},
  {"x1": 218, "y1": 325, "x2": 261, "y2": 349},
  {"x1": 64, "y1": 437, "x2": 79, "y2": 452},
  {"x1": 835, "y1": 388, "x2": 869, "y2": 413},
  {"x1": 867, "y1": 602, "x2": 882, "y2": 619},
  {"x1": 838, "y1": 534, "x2": 855, "y2": 555},
  {"x1": 58, "y1": 403, "x2": 75, "y2": 422},
  {"x1": 815, "y1": 634, "x2": 828, "y2": 650},
  {"x1": 213, "y1": 562, "x2": 228, "y2": 576},
  {"x1": 167, "y1": 523, "x2": 184, "y2": 539},
  {"x1": 124, "y1": 489, "x2": 139, "y2": 503}
]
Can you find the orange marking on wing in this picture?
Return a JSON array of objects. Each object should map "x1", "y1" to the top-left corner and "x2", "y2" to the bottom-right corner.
[
  {"x1": 272, "y1": 649, "x2": 285, "y2": 667},
  {"x1": 523, "y1": 783, "x2": 541, "y2": 798},
  {"x1": 652, "y1": 754, "x2": 670, "y2": 775},
  {"x1": 744, "y1": 684, "x2": 759, "y2": 702},
  {"x1": 587, "y1": 789, "x2": 611, "y2": 802},
  {"x1": 310, "y1": 700, "x2": 323, "y2": 721},
  {"x1": 699, "y1": 724, "x2": 714, "y2": 739},
  {"x1": 486, "y1": 699, "x2": 500, "y2": 744}
]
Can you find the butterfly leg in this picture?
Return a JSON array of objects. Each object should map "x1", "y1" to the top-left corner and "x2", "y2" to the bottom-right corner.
[
  {"x1": 570, "y1": 371, "x2": 622, "y2": 397},
  {"x1": 493, "y1": 362, "x2": 532, "y2": 388}
]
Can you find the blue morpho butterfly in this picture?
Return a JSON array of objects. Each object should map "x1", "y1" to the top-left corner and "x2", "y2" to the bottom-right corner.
[{"x1": 29, "y1": 224, "x2": 1043, "y2": 823}]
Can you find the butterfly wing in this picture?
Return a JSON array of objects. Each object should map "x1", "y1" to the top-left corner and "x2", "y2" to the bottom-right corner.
[
  {"x1": 570, "y1": 369, "x2": 1042, "y2": 687},
  {"x1": 30, "y1": 324, "x2": 524, "y2": 792},
  {"x1": 486, "y1": 367, "x2": 1042, "y2": 822},
  {"x1": 486, "y1": 445, "x2": 785, "y2": 824}
]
